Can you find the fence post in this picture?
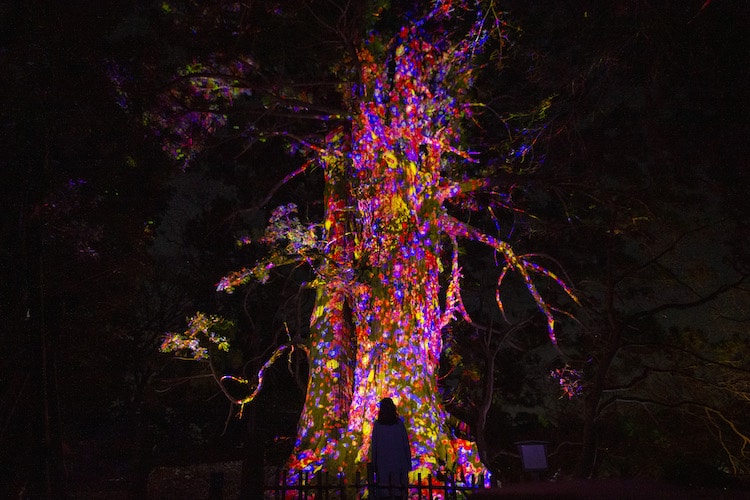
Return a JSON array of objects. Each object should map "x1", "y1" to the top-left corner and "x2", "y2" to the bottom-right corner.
[
  {"x1": 360, "y1": 467, "x2": 370, "y2": 499},
  {"x1": 447, "y1": 471, "x2": 455, "y2": 500},
  {"x1": 279, "y1": 470, "x2": 286, "y2": 500}
]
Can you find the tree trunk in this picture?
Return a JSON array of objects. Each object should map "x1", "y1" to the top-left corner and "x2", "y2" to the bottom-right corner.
[
  {"x1": 127, "y1": 407, "x2": 153, "y2": 500},
  {"x1": 577, "y1": 393, "x2": 599, "y2": 478},
  {"x1": 576, "y1": 330, "x2": 619, "y2": 478},
  {"x1": 577, "y1": 226, "x2": 621, "y2": 478},
  {"x1": 475, "y1": 342, "x2": 497, "y2": 469},
  {"x1": 25, "y1": 146, "x2": 68, "y2": 498},
  {"x1": 286, "y1": 17, "x2": 488, "y2": 482},
  {"x1": 240, "y1": 406, "x2": 264, "y2": 498},
  {"x1": 288, "y1": 214, "x2": 471, "y2": 478}
]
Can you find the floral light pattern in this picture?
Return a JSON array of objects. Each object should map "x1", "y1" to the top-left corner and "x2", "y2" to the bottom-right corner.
[{"x1": 152, "y1": 0, "x2": 578, "y2": 492}]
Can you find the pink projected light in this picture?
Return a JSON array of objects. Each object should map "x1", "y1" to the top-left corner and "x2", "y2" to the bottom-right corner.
[{"x1": 159, "y1": 1, "x2": 578, "y2": 494}]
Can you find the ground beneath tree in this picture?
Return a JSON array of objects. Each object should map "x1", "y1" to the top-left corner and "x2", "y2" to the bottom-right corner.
[
  {"x1": 68, "y1": 461, "x2": 243, "y2": 499},
  {"x1": 146, "y1": 462, "x2": 243, "y2": 499}
]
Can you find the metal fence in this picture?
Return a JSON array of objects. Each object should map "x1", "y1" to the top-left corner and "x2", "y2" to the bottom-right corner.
[{"x1": 264, "y1": 470, "x2": 489, "y2": 499}]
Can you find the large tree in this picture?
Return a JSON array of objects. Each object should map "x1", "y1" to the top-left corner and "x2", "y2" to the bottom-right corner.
[{"x1": 138, "y1": 0, "x2": 577, "y2": 484}]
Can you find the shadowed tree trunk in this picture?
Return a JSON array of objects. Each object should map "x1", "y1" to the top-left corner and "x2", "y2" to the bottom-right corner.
[{"x1": 240, "y1": 406, "x2": 264, "y2": 498}]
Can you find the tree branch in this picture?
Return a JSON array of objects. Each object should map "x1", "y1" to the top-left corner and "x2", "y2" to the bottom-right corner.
[{"x1": 627, "y1": 272, "x2": 748, "y2": 323}]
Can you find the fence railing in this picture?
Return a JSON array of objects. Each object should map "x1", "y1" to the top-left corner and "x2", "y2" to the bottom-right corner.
[{"x1": 264, "y1": 470, "x2": 489, "y2": 499}]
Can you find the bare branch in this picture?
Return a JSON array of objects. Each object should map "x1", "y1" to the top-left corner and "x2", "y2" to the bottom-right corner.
[
  {"x1": 627, "y1": 272, "x2": 748, "y2": 323},
  {"x1": 442, "y1": 214, "x2": 578, "y2": 344}
]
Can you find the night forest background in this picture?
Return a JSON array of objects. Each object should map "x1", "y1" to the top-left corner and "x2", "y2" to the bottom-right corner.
[{"x1": 2, "y1": 0, "x2": 749, "y2": 498}]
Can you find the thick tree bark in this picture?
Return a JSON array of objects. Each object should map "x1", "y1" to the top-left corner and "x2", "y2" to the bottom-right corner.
[
  {"x1": 475, "y1": 341, "x2": 497, "y2": 468},
  {"x1": 285, "y1": 21, "x2": 489, "y2": 476}
]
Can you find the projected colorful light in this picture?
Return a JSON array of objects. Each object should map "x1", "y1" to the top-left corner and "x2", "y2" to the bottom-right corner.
[{"x1": 159, "y1": 1, "x2": 577, "y2": 493}]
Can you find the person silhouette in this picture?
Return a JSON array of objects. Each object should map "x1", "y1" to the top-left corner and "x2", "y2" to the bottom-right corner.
[{"x1": 370, "y1": 397, "x2": 412, "y2": 499}]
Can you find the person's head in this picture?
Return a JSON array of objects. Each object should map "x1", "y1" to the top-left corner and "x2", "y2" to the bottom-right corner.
[{"x1": 377, "y1": 397, "x2": 399, "y2": 424}]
